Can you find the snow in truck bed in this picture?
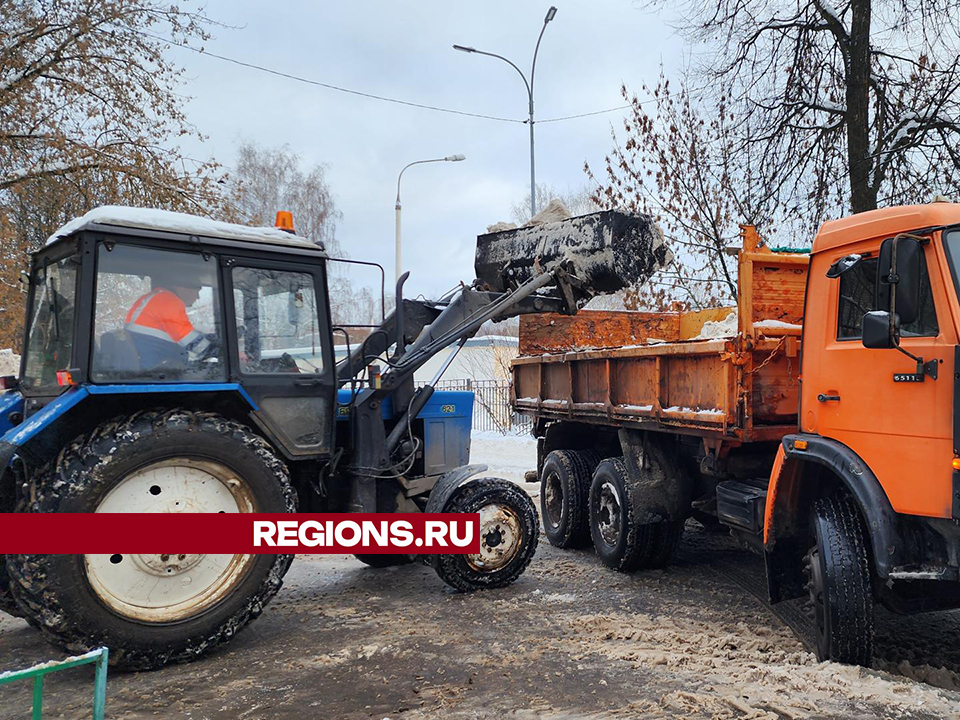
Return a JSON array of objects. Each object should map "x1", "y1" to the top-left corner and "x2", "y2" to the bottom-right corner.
[{"x1": 46, "y1": 205, "x2": 319, "y2": 250}]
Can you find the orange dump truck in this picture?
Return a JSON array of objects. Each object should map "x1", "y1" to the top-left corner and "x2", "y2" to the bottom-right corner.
[{"x1": 512, "y1": 204, "x2": 960, "y2": 666}]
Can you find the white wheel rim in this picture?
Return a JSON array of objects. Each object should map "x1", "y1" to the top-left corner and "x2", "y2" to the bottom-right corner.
[
  {"x1": 543, "y1": 469, "x2": 564, "y2": 529},
  {"x1": 466, "y1": 503, "x2": 522, "y2": 572},
  {"x1": 85, "y1": 459, "x2": 256, "y2": 623},
  {"x1": 597, "y1": 481, "x2": 622, "y2": 547}
]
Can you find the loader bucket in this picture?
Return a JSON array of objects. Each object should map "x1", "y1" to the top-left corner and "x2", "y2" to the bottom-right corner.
[{"x1": 474, "y1": 210, "x2": 671, "y2": 295}]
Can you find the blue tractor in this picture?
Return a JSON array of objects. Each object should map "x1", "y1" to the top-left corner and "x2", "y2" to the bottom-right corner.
[{"x1": 0, "y1": 206, "x2": 666, "y2": 669}]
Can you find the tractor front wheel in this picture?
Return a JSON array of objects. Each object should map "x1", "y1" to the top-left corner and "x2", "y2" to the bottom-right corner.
[
  {"x1": 433, "y1": 478, "x2": 538, "y2": 592},
  {"x1": 6, "y1": 409, "x2": 296, "y2": 670}
]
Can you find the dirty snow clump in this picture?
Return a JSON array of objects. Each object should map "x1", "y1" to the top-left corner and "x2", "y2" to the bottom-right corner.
[{"x1": 695, "y1": 310, "x2": 738, "y2": 339}]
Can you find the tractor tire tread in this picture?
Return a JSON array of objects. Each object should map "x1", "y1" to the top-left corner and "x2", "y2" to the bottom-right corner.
[
  {"x1": 435, "y1": 478, "x2": 538, "y2": 592},
  {"x1": 5, "y1": 408, "x2": 296, "y2": 670}
]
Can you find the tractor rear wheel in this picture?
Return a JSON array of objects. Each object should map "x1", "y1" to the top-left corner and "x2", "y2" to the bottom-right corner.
[
  {"x1": 434, "y1": 478, "x2": 539, "y2": 592},
  {"x1": 805, "y1": 496, "x2": 874, "y2": 666},
  {"x1": 6, "y1": 409, "x2": 296, "y2": 670}
]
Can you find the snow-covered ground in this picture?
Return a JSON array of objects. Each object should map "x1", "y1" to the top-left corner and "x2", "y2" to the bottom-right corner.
[{"x1": 469, "y1": 430, "x2": 537, "y2": 486}]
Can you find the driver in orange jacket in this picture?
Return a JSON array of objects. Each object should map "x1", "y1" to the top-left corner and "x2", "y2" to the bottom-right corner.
[{"x1": 125, "y1": 277, "x2": 216, "y2": 371}]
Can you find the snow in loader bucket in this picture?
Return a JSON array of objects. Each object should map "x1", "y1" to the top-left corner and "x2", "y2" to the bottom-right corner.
[{"x1": 473, "y1": 210, "x2": 672, "y2": 295}]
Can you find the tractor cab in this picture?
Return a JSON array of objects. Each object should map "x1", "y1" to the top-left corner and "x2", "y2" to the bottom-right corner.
[{"x1": 14, "y1": 206, "x2": 338, "y2": 460}]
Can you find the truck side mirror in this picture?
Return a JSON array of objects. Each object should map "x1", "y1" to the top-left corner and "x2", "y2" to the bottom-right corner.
[
  {"x1": 826, "y1": 254, "x2": 862, "y2": 278},
  {"x1": 876, "y1": 235, "x2": 922, "y2": 325},
  {"x1": 862, "y1": 310, "x2": 898, "y2": 349}
]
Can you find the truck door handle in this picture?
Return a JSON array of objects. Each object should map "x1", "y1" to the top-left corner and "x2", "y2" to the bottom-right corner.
[
  {"x1": 294, "y1": 378, "x2": 323, "y2": 387},
  {"x1": 817, "y1": 394, "x2": 841, "y2": 403}
]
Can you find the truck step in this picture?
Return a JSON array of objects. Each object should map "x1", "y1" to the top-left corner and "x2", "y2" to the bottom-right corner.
[{"x1": 716, "y1": 480, "x2": 767, "y2": 534}]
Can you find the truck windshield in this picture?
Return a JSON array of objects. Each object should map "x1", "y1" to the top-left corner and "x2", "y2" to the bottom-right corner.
[
  {"x1": 943, "y1": 229, "x2": 960, "y2": 300},
  {"x1": 21, "y1": 255, "x2": 78, "y2": 391}
]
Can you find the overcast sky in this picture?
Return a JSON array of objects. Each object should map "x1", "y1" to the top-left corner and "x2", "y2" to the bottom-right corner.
[{"x1": 171, "y1": 1, "x2": 684, "y2": 300}]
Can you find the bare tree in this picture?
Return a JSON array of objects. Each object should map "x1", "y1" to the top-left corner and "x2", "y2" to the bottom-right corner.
[
  {"x1": 0, "y1": 1, "x2": 227, "y2": 350},
  {"x1": 222, "y1": 140, "x2": 391, "y2": 328},
  {"x1": 586, "y1": 75, "x2": 800, "y2": 310},
  {"x1": 509, "y1": 183, "x2": 600, "y2": 225},
  {"x1": 0, "y1": 0, "x2": 221, "y2": 205},
  {"x1": 229, "y1": 140, "x2": 342, "y2": 253},
  {"x1": 661, "y1": 0, "x2": 960, "y2": 214}
]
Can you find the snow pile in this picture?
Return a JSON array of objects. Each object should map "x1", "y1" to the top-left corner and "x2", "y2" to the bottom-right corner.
[
  {"x1": 755, "y1": 319, "x2": 802, "y2": 332},
  {"x1": 470, "y1": 430, "x2": 536, "y2": 485},
  {"x1": 485, "y1": 198, "x2": 573, "y2": 234},
  {"x1": 695, "y1": 310, "x2": 738, "y2": 339},
  {"x1": 47, "y1": 206, "x2": 318, "y2": 249},
  {"x1": 663, "y1": 406, "x2": 725, "y2": 417},
  {"x1": 0, "y1": 350, "x2": 20, "y2": 377},
  {"x1": 525, "y1": 198, "x2": 572, "y2": 226},
  {"x1": 583, "y1": 291, "x2": 630, "y2": 311}
]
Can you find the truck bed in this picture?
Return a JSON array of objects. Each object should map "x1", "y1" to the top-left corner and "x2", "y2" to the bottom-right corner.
[{"x1": 511, "y1": 229, "x2": 809, "y2": 445}]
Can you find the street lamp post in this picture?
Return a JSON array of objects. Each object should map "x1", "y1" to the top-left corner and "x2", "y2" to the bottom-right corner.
[
  {"x1": 454, "y1": 6, "x2": 557, "y2": 219},
  {"x1": 395, "y1": 154, "x2": 466, "y2": 284}
]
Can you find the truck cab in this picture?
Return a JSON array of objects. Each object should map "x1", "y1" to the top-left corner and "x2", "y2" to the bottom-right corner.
[
  {"x1": 751, "y1": 203, "x2": 960, "y2": 665},
  {"x1": 512, "y1": 202, "x2": 960, "y2": 667}
]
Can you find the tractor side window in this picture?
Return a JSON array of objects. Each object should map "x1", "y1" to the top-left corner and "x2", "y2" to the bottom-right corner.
[
  {"x1": 837, "y1": 254, "x2": 939, "y2": 339},
  {"x1": 21, "y1": 255, "x2": 78, "y2": 391},
  {"x1": 231, "y1": 267, "x2": 323, "y2": 374},
  {"x1": 91, "y1": 244, "x2": 225, "y2": 382}
]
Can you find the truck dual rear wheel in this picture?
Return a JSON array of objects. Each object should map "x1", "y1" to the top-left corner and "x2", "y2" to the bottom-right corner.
[
  {"x1": 805, "y1": 496, "x2": 874, "y2": 666},
  {"x1": 540, "y1": 450, "x2": 599, "y2": 549},
  {"x1": 589, "y1": 458, "x2": 683, "y2": 572},
  {"x1": 5, "y1": 409, "x2": 296, "y2": 670},
  {"x1": 434, "y1": 478, "x2": 539, "y2": 592}
]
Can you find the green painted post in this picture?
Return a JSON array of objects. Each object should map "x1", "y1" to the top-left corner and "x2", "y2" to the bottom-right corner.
[
  {"x1": 31, "y1": 675, "x2": 43, "y2": 720},
  {"x1": 92, "y1": 647, "x2": 108, "y2": 720},
  {"x1": 0, "y1": 646, "x2": 108, "y2": 719}
]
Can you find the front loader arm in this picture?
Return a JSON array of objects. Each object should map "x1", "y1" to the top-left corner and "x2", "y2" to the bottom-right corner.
[{"x1": 338, "y1": 210, "x2": 669, "y2": 511}]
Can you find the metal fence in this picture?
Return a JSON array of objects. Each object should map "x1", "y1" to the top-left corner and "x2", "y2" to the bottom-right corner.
[{"x1": 419, "y1": 379, "x2": 533, "y2": 435}]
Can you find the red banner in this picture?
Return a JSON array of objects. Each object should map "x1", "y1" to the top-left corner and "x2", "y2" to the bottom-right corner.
[{"x1": 0, "y1": 513, "x2": 481, "y2": 554}]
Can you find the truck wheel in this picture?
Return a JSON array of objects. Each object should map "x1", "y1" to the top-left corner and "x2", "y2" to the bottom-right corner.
[
  {"x1": 589, "y1": 458, "x2": 683, "y2": 572},
  {"x1": 540, "y1": 450, "x2": 594, "y2": 548},
  {"x1": 5, "y1": 409, "x2": 297, "y2": 670},
  {"x1": 434, "y1": 478, "x2": 538, "y2": 592},
  {"x1": 354, "y1": 554, "x2": 414, "y2": 568},
  {"x1": 804, "y1": 496, "x2": 874, "y2": 666}
]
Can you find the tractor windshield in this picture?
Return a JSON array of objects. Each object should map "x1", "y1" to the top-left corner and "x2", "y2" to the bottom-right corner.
[{"x1": 21, "y1": 254, "x2": 78, "y2": 391}]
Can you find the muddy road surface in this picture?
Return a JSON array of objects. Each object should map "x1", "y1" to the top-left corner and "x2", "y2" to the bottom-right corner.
[
  {"x1": 2, "y1": 435, "x2": 960, "y2": 718},
  {"x1": 3, "y1": 516, "x2": 960, "y2": 719}
]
